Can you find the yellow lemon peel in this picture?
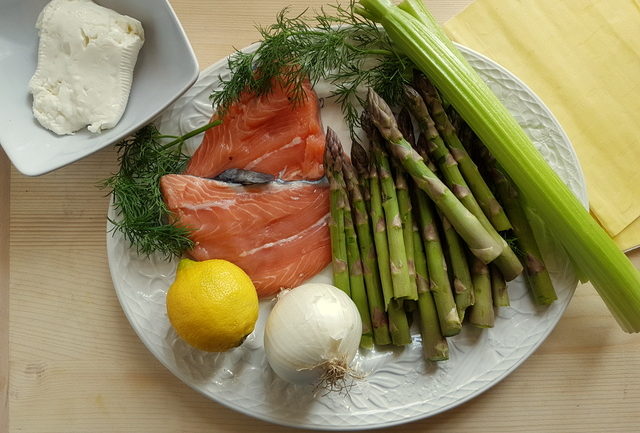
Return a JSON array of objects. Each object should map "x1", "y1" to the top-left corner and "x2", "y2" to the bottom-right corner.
[{"x1": 166, "y1": 258, "x2": 259, "y2": 352}]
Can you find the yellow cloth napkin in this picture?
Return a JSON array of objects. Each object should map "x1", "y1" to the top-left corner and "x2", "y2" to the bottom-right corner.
[{"x1": 445, "y1": 0, "x2": 640, "y2": 251}]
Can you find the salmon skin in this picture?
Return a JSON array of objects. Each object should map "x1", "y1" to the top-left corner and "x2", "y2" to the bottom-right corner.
[
  {"x1": 214, "y1": 168, "x2": 275, "y2": 185},
  {"x1": 185, "y1": 79, "x2": 325, "y2": 181},
  {"x1": 160, "y1": 174, "x2": 331, "y2": 298}
]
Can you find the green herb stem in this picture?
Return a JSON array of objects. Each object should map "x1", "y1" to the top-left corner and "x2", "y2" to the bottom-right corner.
[{"x1": 103, "y1": 121, "x2": 221, "y2": 258}]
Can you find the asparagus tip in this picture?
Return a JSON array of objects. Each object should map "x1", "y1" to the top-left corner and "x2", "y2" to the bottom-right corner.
[
  {"x1": 351, "y1": 140, "x2": 370, "y2": 176},
  {"x1": 366, "y1": 88, "x2": 403, "y2": 142},
  {"x1": 396, "y1": 107, "x2": 415, "y2": 147}
]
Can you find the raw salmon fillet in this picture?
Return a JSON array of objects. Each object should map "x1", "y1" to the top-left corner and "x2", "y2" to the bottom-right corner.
[
  {"x1": 160, "y1": 174, "x2": 331, "y2": 297},
  {"x1": 186, "y1": 79, "x2": 325, "y2": 181}
]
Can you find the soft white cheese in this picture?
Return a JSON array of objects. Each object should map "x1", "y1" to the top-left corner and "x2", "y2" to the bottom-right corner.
[{"x1": 29, "y1": 0, "x2": 144, "y2": 135}]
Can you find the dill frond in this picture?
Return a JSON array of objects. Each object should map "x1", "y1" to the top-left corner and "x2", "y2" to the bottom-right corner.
[
  {"x1": 209, "y1": 1, "x2": 414, "y2": 139},
  {"x1": 102, "y1": 122, "x2": 219, "y2": 259}
]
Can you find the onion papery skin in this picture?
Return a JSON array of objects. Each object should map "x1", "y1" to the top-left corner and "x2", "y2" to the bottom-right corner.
[{"x1": 264, "y1": 283, "x2": 362, "y2": 385}]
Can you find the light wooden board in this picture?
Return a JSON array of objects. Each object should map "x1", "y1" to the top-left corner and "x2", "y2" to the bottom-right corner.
[
  {"x1": 1, "y1": 149, "x2": 9, "y2": 433},
  {"x1": 4, "y1": 1, "x2": 640, "y2": 432}
]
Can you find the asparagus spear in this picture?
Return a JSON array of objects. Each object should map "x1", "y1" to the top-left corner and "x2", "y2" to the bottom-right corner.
[
  {"x1": 365, "y1": 89, "x2": 502, "y2": 265},
  {"x1": 373, "y1": 142, "x2": 413, "y2": 301},
  {"x1": 343, "y1": 195, "x2": 375, "y2": 349},
  {"x1": 325, "y1": 133, "x2": 350, "y2": 297},
  {"x1": 418, "y1": 145, "x2": 474, "y2": 319},
  {"x1": 351, "y1": 139, "x2": 372, "y2": 212},
  {"x1": 490, "y1": 265, "x2": 510, "y2": 307},
  {"x1": 394, "y1": 108, "x2": 421, "y2": 301},
  {"x1": 364, "y1": 118, "x2": 413, "y2": 301},
  {"x1": 331, "y1": 138, "x2": 392, "y2": 345},
  {"x1": 469, "y1": 255, "x2": 495, "y2": 328},
  {"x1": 343, "y1": 190, "x2": 376, "y2": 349},
  {"x1": 480, "y1": 147, "x2": 558, "y2": 304},
  {"x1": 392, "y1": 165, "x2": 418, "y2": 301},
  {"x1": 411, "y1": 186, "x2": 449, "y2": 360},
  {"x1": 445, "y1": 104, "x2": 464, "y2": 135},
  {"x1": 440, "y1": 213, "x2": 475, "y2": 321},
  {"x1": 371, "y1": 168, "x2": 413, "y2": 345},
  {"x1": 396, "y1": 107, "x2": 416, "y2": 146},
  {"x1": 360, "y1": 118, "x2": 412, "y2": 346},
  {"x1": 414, "y1": 187, "x2": 462, "y2": 337},
  {"x1": 326, "y1": 129, "x2": 374, "y2": 349},
  {"x1": 414, "y1": 133, "x2": 429, "y2": 159},
  {"x1": 387, "y1": 300, "x2": 413, "y2": 346},
  {"x1": 364, "y1": 145, "x2": 395, "y2": 308},
  {"x1": 402, "y1": 85, "x2": 522, "y2": 281},
  {"x1": 414, "y1": 73, "x2": 512, "y2": 231}
]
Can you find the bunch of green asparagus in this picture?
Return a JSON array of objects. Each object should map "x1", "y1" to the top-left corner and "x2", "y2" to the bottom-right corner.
[{"x1": 324, "y1": 73, "x2": 557, "y2": 360}]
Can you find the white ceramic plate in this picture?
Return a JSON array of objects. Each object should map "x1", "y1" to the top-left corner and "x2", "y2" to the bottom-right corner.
[
  {"x1": 107, "y1": 44, "x2": 587, "y2": 430},
  {"x1": 0, "y1": 0, "x2": 198, "y2": 176}
]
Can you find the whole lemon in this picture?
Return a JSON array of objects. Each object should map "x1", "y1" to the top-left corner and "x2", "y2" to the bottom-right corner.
[{"x1": 166, "y1": 258, "x2": 259, "y2": 352}]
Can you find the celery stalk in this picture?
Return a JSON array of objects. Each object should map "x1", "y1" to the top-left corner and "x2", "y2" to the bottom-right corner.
[{"x1": 359, "y1": 0, "x2": 640, "y2": 332}]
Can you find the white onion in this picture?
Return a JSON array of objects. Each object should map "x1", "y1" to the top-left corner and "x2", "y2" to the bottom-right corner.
[{"x1": 263, "y1": 283, "x2": 362, "y2": 386}]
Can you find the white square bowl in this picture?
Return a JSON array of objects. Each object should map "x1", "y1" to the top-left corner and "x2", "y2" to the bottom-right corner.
[{"x1": 0, "y1": 0, "x2": 199, "y2": 176}]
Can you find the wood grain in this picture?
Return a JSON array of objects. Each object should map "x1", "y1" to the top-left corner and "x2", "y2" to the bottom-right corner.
[
  {"x1": 5, "y1": 1, "x2": 640, "y2": 432},
  {"x1": 1, "y1": 149, "x2": 9, "y2": 433}
]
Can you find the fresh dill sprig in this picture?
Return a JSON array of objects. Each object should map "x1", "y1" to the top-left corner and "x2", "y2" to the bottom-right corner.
[
  {"x1": 102, "y1": 122, "x2": 219, "y2": 259},
  {"x1": 209, "y1": 1, "x2": 414, "y2": 139}
]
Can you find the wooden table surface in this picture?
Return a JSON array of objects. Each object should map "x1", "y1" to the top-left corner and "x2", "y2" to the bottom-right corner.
[{"x1": 2, "y1": 1, "x2": 640, "y2": 431}]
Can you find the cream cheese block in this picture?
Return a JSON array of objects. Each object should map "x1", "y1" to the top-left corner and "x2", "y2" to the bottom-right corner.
[{"x1": 29, "y1": 0, "x2": 144, "y2": 135}]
